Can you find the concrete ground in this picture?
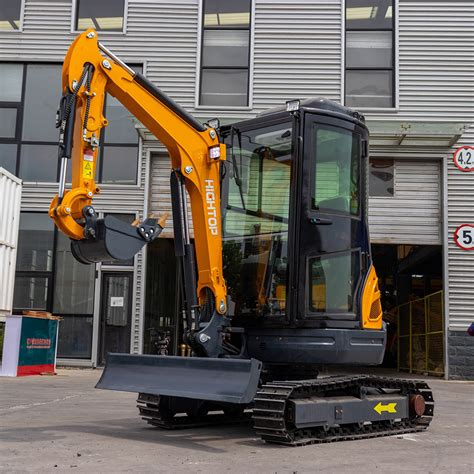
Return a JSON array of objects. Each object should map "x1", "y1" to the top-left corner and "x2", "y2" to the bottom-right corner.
[{"x1": 0, "y1": 368, "x2": 473, "y2": 473}]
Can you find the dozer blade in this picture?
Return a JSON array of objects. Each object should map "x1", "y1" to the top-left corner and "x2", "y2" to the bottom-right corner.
[
  {"x1": 96, "y1": 353, "x2": 262, "y2": 404},
  {"x1": 71, "y1": 215, "x2": 161, "y2": 264}
]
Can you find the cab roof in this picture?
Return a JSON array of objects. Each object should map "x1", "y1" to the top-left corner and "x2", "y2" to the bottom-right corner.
[
  {"x1": 259, "y1": 97, "x2": 365, "y2": 123},
  {"x1": 221, "y1": 98, "x2": 366, "y2": 134}
]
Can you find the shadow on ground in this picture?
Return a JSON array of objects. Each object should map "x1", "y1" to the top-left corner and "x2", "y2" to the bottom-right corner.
[{"x1": 0, "y1": 416, "x2": 282, "y2": 453}]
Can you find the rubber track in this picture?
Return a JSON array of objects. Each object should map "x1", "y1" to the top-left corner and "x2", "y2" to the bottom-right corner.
[
  {"x1": 252, "y1": 375, "x2": 434, "y2": 446},
  {"x1": 136, "y1": 394, "x2": 251, "y2": 430}
]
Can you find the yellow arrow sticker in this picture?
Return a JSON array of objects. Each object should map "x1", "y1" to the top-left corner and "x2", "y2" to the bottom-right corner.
[{"x1": 374, "y1": 402, "x2": 397, "y2": 415}]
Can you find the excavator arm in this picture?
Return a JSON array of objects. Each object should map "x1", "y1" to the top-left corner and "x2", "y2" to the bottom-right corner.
[
  {"x1": 50, "y1": 29, "x2": 261, "y2": 404},
  {"x1": 49, "y1": 29, "x2": 227, "y2": 323}
]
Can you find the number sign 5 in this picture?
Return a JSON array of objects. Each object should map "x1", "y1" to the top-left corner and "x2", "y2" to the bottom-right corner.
[
  {"x1": 453, "y1": 146, "x2": 474, "y2": 172},
  {"x1": 454, "y1": 224, "x2": 474, "y2": 250}
]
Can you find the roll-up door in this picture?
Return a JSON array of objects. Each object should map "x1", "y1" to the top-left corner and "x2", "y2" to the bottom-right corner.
[{"x1": 369, "y1": 160, "x2": 441, "y2": 245}]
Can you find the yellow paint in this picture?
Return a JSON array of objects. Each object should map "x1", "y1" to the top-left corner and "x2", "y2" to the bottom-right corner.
[
  {"x1": 374, "y1": 402, "x2": 397, "y2": 415},
  {"x1": 361, "y1": 264, "x2": 383, "y2": 330},
  {"x1": 49, "y1": 29, "x2": 227, "y2": 313}
]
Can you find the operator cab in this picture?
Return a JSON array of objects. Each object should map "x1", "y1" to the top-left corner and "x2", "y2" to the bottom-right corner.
[{"x1": 220, "y1": 99, "x2": 384, "y2": 365}]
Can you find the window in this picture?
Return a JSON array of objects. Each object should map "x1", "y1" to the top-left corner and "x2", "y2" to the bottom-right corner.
[
  {"x1": 309, "y1": 251, "x2": 360, "y2": 313},
  {"x1": 0, "y1": 0, "x2": 22, "y2": 31},
  {"x1": 144, "y1": 239, "x2": 181, "y2": 355},
  {"x1": 75, "y1": 0, "x2": 126, "y2": 32},
  {"x1": 53, "y1": 233, "x2": 95, "y2": 315},
  {"x1": 199, "y1": 0, "x2": 252, "y2": 106},
  {"x1": 345, "y1": 0, "x2": 395, "y2": 108},
  {"x1": 224, "y1": 122, "x2": 293, "y2": 237},
  {"x1": 0, "y1": 64, "x2": 23, "y2": 174},
  {"x1": 98, "y1": 90, "x2": 140, "y2": 184},
  {"x1": 0, "y1": 63, "x2": 65, "y2": 180},
  {"x1": 0, "y1": 62, "x2": 140, "y2": 184},
  {"x1": 56, "y1": 315, "x2": 93, "y2": 359},
  {"x1": 222, "y1": 121, "x2": 292, "y2": 317},
  {"x1": 369, "y1": 158, "x2": 394, "y2": 196},
  {"x1": 313, "y1": 127, "x2": 360, "y2": 216},
  {"x1": 0, "y1": 109, "x2": 18, "y2": 138},
  {"x1": 13, "y1": 212, "x2": 96, "y2": 359},
  {"x1": 54, "y1": 232, "x2": 95, "y2": 358},
  {"x1": 13, "y1": 213, "x2": 55, "y2": 311}
]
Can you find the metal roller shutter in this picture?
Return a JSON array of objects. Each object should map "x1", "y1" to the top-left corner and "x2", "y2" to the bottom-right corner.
[{"x1": 369, "y1": 160, "x2": 441, "y2": 245}]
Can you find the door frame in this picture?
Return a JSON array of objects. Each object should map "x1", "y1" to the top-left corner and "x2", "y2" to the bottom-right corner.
[
  {"x1": 291, "y1": 111, "x2": 370, "y2": 326},
  {"x1": 89, "y1": 211, "x2": 138, "y2": 368},
  {"x1": 97, "y1": 271, "x2": 134, "y2": 366}
]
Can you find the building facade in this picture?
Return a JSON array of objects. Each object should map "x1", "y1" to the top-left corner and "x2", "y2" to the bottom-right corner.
[{"x1": 0, "y1": 0, "x2": 472, "y2": 377}]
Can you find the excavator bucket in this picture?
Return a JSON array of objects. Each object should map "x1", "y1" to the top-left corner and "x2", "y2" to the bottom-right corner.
[
  {"x1": 71, "y1": 215, "x2": 161, "y2": 264},
  {"x1": 96, "y1": 354, "x2": 262, "y2": 404}
]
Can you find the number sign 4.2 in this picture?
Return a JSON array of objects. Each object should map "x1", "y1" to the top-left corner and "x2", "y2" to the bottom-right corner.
[
  {"x1": 454, "y1": 224, "x2": 474, "y2": 250},
  {"x1": 453, "y1": 146, "x2": 474, "y2": 172}
]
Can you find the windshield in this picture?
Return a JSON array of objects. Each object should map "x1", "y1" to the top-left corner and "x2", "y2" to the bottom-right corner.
[{"x1": 222, "y1": 121, "x2": 292, "y2": 318}]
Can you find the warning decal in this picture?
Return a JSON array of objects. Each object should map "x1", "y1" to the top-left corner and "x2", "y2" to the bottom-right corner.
[{"x1": 83, "y1": 161, "x2": 93, "y2": 179}]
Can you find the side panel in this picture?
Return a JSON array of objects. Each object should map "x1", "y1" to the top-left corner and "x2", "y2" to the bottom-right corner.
[
  {"x1": 247, "y1": 327, "x2": 386, "y2": 365},
  {"x1": 291, "y1": 395, "x2": 408, "y2": 428}
]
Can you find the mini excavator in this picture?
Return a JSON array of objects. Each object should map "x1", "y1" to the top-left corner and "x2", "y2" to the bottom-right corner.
[{"x1": 49, "y1": 30, "x2": 433, "y2": 445}]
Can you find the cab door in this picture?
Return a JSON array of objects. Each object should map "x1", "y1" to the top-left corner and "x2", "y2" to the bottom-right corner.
[{"x1": 294, "y1": 113, "x2": 369, "y2": 326}]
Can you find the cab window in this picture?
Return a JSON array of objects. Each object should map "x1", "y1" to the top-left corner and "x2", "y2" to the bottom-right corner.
[
  {"x1": 309, "y1": 250, "x2": 360, "y2": 313},
  {"x1": 313, "y1": 127, "x2": 360, "y2": 216},
  {"x1": 222, "y1": 121, "x2": 292, "y2": 317}
]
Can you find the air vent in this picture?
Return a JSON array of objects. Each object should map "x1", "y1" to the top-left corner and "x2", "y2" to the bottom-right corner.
[{"x1": 369, "y1": 298, "x2": 382, "y2": 320}]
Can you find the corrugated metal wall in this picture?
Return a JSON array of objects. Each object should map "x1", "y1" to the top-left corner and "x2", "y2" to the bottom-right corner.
[
  {"x1": 369, "y1": 1, "x2": 474, "y2": 335},
  {"x1": 398, "y1": 1, "x2": 473, "y2": 119},
  {"x1": 447, "y1": 130, "x2": 474, "y2": 331},
  {"x1": 399, "y1": 1, "x2": 474, "y2": 335},
  {"x1": 369, "y1": 160, "x2": 441, "y2": 245},
  {"x1": 1, "y1": 0, "x2": 473, "y2": 357},
  {"x1": 147, "y1": 147, "x2": 195, "y2": 239},
  {"x1": 252, "y1": 0, "x2": 342, "y2": 110},
  {"x1": 148, "y1": 149, "x2": 174, "y2": 238}
]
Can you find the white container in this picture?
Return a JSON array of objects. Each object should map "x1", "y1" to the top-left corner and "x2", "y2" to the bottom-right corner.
[{"x1": 0, "y1": 168, "x2": 22, "y2": 319}]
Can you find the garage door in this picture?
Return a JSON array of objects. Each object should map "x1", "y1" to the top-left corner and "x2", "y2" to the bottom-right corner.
[{"x1": 369, "y1": 160, "x2": 441, "y2": 245}]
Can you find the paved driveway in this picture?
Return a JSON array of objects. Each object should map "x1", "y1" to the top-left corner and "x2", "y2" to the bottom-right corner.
[{"x1": 0, "y1": 369, "x2": 473, "y2": 473}]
